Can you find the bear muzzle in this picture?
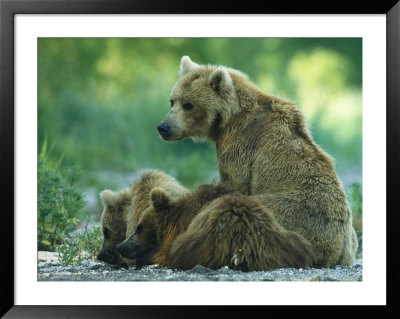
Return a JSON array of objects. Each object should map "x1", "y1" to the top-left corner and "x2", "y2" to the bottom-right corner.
[
  {"x1": 97, "y1": 249, "x2": 121, "y2": 265},
  {"x1": 116, "y1": 237, "x2": 141, "y2": 260},
  {"x1": 157, "y1": 122, "x2": 171, "y2": 139}
]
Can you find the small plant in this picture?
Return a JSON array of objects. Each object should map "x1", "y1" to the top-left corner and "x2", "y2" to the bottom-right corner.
[
  {"x1": 348, "y1": 181, "x2": 362, "y2": 239},
  {"x1": 58, "y1": 225, "x2": 103, "y2": 266},
  {"x1": 38, "y1": 154, "x2": 88, "y2": 251},
  {"x1": 57, "y1": 237, "x2": 82, "y2": 266}
]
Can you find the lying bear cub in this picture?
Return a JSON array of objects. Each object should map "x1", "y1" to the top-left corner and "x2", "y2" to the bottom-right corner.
[
  {"x1": 97, "y1": 170, "x2": 188, "y2": 266},
  {"x1": 116, "y1": 184, "x2": 314, "y2": 271}
]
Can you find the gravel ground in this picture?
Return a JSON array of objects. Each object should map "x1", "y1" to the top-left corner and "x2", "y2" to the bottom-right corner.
[{"x1": 37, "y1": 257, "x2": 362, "y2": 282}]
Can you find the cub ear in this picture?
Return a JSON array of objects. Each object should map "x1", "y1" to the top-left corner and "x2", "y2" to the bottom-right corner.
[
  {"x1": 100, "y1": 190, "x2": 117, "y2": 207},
  {"x1": 209, "y1": 67, "x2": 233, "y2": 94},
  {"x1": 179, "y1": 56, "x2": 199, "y2": 76},
  {"x1": 150, "y1": 187, "x2": 171, "y2": 212}
]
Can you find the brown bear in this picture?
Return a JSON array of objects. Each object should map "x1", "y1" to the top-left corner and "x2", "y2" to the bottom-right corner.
[
  {"x1": 97, "y1": 170, "x2": 188, "y2": 266},
  {"x1": 156, "y1": 56, "x2": 358, "y2": 268},
  {"x1": 115, "y1": 183, "x2": 233, "y2": 267},
  {"x1": 117, "y1": 184, "x2": 315, "y2": 271}
]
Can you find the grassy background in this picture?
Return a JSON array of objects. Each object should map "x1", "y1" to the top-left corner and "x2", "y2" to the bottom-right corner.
[{"x1": 38, "y1": 38, "x2": 362, "y2": 221}]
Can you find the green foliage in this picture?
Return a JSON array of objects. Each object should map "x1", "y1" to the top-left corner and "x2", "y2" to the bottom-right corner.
[
  {"x1": 38, "y1": 153, "x2": 88, "y2": 251},
  {"x1": 348, "y1": 182, "x2": 363, "y2": 238},
  {"x1": 174, "y1": 153, "x2": 215, "y2": 188},
  {"x1": 58, "y1": 225, "x2": 103, "y2": 266},
  {"x1": 57, "y1": 237, "x2": 81, "y2": 266}
]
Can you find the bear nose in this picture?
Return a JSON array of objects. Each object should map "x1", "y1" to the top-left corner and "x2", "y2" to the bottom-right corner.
[{"x1": 157, "y1": 123, "x2": 170, "y2": 136}]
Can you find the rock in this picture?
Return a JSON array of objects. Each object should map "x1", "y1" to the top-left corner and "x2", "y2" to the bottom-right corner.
[
  {"x1": 81, "y1": 259, "x2": 89, "y2": 266},
  {"x1": 38, "y1": 251, "x2": 59, "y2": 262}
]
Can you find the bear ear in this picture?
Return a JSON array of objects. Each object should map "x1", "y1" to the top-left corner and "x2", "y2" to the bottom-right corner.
[
  {"x1": 100, "y1": 190, "x2": 117, "y2": 207},
  {"x1": 150, "y1": 187, "x2": 171, "y2": 212},
  {"x1": 179, "y1": 56, "x2": 199, "y2": 76},
  {"x1": 209, "y1": 67, "x2": 233, "y2": 95}
]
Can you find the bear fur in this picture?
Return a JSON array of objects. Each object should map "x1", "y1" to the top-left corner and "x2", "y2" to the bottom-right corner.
[
  {"x1": 157, "y1": 56, "x2": 358, "y2": 268},
  {"x1": 117, "y1": 184, "x2": 315, "y2": 271},
  {"x1": 97, "y1": 170, "x2": 188, "y2": 266},
  {"x1": 115, "y1": 183, "x2": 232, "y2": 267},
  {"x1": 97, "y1": 186, "x2": 132, "y2": 265}
]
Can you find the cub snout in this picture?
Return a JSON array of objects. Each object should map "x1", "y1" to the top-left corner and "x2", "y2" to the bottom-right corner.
[{"x1": 116, "y1": 236, "x2": 140, "y2": 260}]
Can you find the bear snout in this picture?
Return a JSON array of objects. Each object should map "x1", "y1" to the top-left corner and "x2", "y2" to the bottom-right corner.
[
  {"x1": 97, "y1": 249, "x2": 120, "y2": 265},
  {"x1": 116, "y1": 240, "x2": 140, "y2": 260},
  {"x1": 157, "y1": 122, "x2": 171, "y2": 138}
]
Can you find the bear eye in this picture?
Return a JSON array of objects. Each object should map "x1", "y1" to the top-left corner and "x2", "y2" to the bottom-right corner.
[
  {"x1": 170, "y1": 99, "x2": 174, "y2": 107},
  {"x1": 183, "y1": 102, "x2": 194, "y2": 110},
  {"x1": 135, "y1": 223, "x2": 143, "y2": 234}
]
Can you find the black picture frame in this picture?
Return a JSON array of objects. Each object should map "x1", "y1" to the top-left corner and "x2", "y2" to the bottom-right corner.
[{"x1": 1, "y1": 0, "x2": 398, "y2": 317}]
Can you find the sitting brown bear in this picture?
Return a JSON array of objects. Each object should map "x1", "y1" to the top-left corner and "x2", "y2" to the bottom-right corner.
[
  {"x1": 156, "y1": 56, "x2": 358, "y2": 267},
  {"x1": 117, "y1": 184, "x2": 314, "y2": 271},
  {"x1": 97, "y1": 170, "x2": 188, "y2": 266}
]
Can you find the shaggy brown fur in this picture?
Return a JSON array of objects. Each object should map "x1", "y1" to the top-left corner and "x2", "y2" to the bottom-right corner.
[
  {"x1": 126, "y1": 170, "x2": 188, "y2": 237},
  {"x1": 168, "y1": 193, "x2": 314, "y2": 271},
  {"x1": 157, "y1": 56, "x2": 358, "y2": 267},
  {"x1": 116, "y1": 183, "x2": 232, "y2": 267},
  {"x1": 97, "y1": 170, "x2": 188, "y2": 266},
  {"x1": 118, "y1": 184, "x2": 314, "y2": 271}
]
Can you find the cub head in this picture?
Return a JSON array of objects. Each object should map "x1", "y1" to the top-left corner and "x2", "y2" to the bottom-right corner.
[
  {"x1": 157, "y1": 56, "x2": 241, "y2": 142},
  {"x1": 116, "y1": 187, "x2": 176, "y2": 267},
  {"x1": 97, "y1": 188, "x2": 131, "y2": 265}
]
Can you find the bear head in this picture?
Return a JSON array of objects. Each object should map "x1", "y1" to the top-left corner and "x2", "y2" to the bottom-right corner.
[
  {"x1": 115, "y1": 187, "x2": 177, "y2": 267},
  {"x1": 97, "y1": 188, "x2": 132, "y2": 265},
  {"x1": 157, "y1": 56, "x2": 244, "y2": 142}
]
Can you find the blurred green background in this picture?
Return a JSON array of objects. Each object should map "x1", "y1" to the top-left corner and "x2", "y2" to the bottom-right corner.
[{"x1": 38, "y1": 38, "x2": 362, "y2": 221}]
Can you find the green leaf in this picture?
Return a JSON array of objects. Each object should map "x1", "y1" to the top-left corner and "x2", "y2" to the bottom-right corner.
[{"x1": 41, "y1": 240, "x2": 51, "y2": 246}]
